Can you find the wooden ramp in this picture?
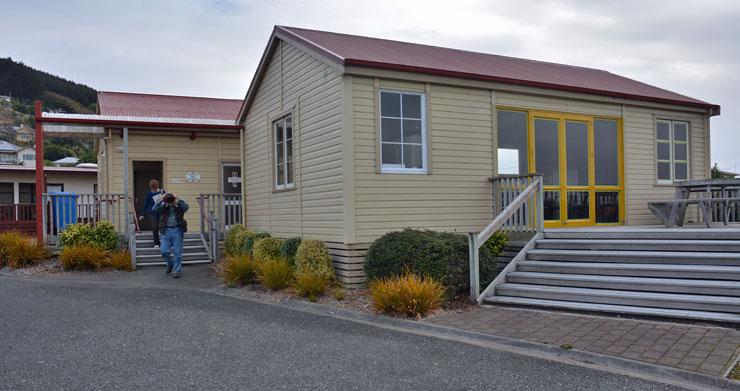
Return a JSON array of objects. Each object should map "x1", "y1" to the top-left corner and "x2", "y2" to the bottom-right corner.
[{"x1": 484, "y1": 227, "x2": 740, "y2": 323}]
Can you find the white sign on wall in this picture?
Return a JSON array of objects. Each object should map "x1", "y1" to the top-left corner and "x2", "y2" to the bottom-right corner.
[
  {"x1": 171, "y1": 177, "x2": 183, "y2": 184},
  {"x1": 185, "y1": 171, "x2": 201, "y2": 183}
]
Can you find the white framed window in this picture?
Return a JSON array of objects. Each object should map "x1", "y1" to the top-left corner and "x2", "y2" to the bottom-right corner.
[
  {"x1": 656, "y1": 119, "x2": 689, "y2": 184},
  {"x1": 379, "y1": 90, "x2": 427, "y2": 173},
  {"x1": 273, "y1": 114, "x2": 294, "y2": 190}
]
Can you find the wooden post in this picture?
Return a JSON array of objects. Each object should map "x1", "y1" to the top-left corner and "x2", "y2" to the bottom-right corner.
[
  {"x1": 34, "y1": 101, "x2": 45, "y2": 243},
  {"x1": 468, "y1": 232, "x2": 480, "y2": 303}
]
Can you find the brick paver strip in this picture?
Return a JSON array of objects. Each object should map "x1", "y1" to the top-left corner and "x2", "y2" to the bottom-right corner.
[{"x1": 425, "y1": 306, "x2": 740, "y2": 377}]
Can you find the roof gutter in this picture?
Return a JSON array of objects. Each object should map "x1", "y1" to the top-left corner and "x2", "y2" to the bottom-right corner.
[{"x1": 36, "y1": 116, "x2": 242, "y2": 131}]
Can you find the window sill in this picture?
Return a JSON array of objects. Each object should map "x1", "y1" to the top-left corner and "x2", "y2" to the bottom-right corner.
[
  {"x1": 272, "y1": 185, "x2": 297, "y2": 194},
  {"x1": 380, "y1": 168, "x2": 429, "y2": 175}
]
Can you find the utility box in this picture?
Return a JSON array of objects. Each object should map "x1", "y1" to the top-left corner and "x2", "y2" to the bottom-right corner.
[{"x1": 50, "y1": 192, "x2": 77, "y2": 232}]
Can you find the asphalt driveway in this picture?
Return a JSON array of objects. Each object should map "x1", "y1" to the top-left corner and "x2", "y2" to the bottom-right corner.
[{"x1": 0, "y1": 272, "x2": 722, "y2": 390}]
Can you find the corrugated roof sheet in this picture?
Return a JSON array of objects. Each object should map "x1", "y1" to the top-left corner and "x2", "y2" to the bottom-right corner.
[
  {"x1": 277, "y1": 26, "x2": 718, "y2": 111},
  {"x1": 98, "y1": 91, "x2": 243, "y2": 120},
  {"x1": 0, "y1": 140, "x2": 21, "y2": 153}
]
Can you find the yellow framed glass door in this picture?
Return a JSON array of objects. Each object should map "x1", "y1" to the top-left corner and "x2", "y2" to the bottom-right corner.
[{"x1": 528, "y1": 110, "x2": 624, "y2": 227}]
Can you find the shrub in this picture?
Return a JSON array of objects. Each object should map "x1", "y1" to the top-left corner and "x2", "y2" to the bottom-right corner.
[
  {"x1": 104, "y1": 250, "x2": 133, "y2": 271},
  {"x1": 484, "y1": 231, "x2": 509, "y2": 257},
  {"x1": 295, "y1": 239, "x2": 335, "y2": 281},
  {"x1": 221, "y1": 254, "x2": 260, "y2": 287},
  {"x1": 59, "y1": 221, "x2": 118, "y2": 251},
  {"x1": 365, "y1": 229, "x2": 497, "y2": 296},
  {"x1": 0, "y1": 232, "x2": 49, "y2": 269},
  {"x1": 258, "y1": 258, "x2": 293, "y2": 290},
  {"x1": 252, "y1": 237, "x2": 284, "y2": 262},
  {"x1": 369, "y1": 273, "x2": 445, "y2": 318},
  {"x1": 59, "y1": 244, "x2": 108, "y2": 271},
  {"x1": 294, "y1": 270, "x2": 328, "y2": 302},
  {"x1": 244, "y1": 232, "x2": 271, "y2": 256},
  {"x1": 224, "y1": 224, "x2": 247, "y2": 256},
  {"x1": 331, "y1": 287, "x2": 346, "y2": 301},
  {"x1": 280, "y1": 237, "x2": 302, "y2": 265}
]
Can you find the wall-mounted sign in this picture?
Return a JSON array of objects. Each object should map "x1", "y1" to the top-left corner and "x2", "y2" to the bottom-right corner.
[
  {"x1": 186, "y1": 171, "x2": 201, "y2": 183},
  {"x1": 227, "y1": 170, "x2": 241, "y2": 188},
  {"x1": 171, "y1": 177, "x2": 183, "y2": 184}
]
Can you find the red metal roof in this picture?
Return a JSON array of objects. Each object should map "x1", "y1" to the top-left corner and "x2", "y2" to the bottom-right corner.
[
  {"x1": 277, "y1": 26, "x2": 719, "y2": 112},
  {"x1": 98, "y1": 91, "x2": 243, "y2": 120}
]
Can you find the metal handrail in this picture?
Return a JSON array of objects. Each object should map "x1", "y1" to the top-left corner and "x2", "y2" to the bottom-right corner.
[{"x1": 469, "y1": 175, "x2": 543, "y2": 303}]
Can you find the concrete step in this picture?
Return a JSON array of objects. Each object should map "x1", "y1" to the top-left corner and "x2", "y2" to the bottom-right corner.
[
  {"x1": 135, "y1": 231, "x2": 201, "y2": 240},
  {"x1": 136, "y1": 259, "x2": 212, "y2": 267},
  {"x1": 135, "y1": 252, "x2": 210, "y2": 263},
  {"x1": 526, "y1": 249, "x2": 740, "y2": 266},
  {"x1": 516, "y1": 261, "x2": 740, "y2": 281},
  {"x1": 136, "y1": 239, "x2": 203, "y2": 248},
  {"x1": 484, "y1": 296, "x2": 740, "y2": 323},
  {"x1": 494, "y1": 283, "x2": 740, "y2": 314},
  {"x1": 544, "y1": 228, "x2": 740, "y2": 241},
  {"x1": 506, "y1": 272, "x2": 740, "y2": 296},
  {"x1": 535, "y1": 239, "x2": 740, "y2": 252},
  {"x1": 136, "y1": 246, "x2": 208, "y2": 255}
]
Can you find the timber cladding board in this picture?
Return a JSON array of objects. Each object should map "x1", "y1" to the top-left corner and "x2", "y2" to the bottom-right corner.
[
  {"x1": 326, "y1": 241, "x2": 370, "y2": 287},
  {"x1": 105, "y1": 132, "x2": 240, "y2": 228},
  {"x1": 242, "y1": 39, "x2": 344, "y2": 242}
]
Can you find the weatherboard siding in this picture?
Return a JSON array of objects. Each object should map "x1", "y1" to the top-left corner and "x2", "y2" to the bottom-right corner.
[{"x1": 242, "y1": 40, "x2": 344, "y2": 242}]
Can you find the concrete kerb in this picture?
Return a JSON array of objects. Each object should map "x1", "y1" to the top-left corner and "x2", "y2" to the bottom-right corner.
[{"x1": 204, "y1": 286, "x2": 739, "y2": 391}]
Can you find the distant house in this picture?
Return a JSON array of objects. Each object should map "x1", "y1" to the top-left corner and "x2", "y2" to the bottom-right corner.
[
  {"x1": 16, "y1": 146, "x2": 35, "y2": 166},
  {"x1": 0, "y1": 165, "x2": 97, "y2": 205},
  {"x1": 14, "y1": 125, "x2": 34, "y2": 144},
  {"x1": 52, "y1": 156, "x2": 80, "y2": 167},
  {"x1": 0, "y1": 140, "x2": 20, "y2": 164}
]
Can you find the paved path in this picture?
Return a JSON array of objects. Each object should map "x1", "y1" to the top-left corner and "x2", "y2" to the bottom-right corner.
[
  {"x1": 0, "y1": 272, "x2": 699, "y2": 391},
  {"x1": 426, "y1": 305, "x2": 740, "y2": 377}
]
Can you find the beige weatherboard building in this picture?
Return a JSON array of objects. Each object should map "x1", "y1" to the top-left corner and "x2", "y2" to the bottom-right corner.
[{"x1": 238, "y1": 26, "x2": 719, "y2": 286}]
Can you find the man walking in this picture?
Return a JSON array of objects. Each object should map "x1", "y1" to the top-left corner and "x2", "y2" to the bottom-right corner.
[{"x1": 153, "y1": 193, "x2": 189, "y2": 278}]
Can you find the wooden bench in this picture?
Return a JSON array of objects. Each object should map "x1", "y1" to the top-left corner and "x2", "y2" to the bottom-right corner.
[{"x1": 649, "y1": 197, "x2": 740, "y2": 228}]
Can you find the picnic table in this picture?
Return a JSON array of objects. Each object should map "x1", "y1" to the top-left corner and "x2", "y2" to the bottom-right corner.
[{"x1": 648, "y1": 179, "x2": 740, "y2": 228}]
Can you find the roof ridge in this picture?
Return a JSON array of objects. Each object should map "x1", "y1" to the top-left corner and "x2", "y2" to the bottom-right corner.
[
  {"x1": 97, "y1": 90, "x2": 242, "y2": 102},
  {"x1": 278, "y1": 26, "x2": 609, "y2": 74}
]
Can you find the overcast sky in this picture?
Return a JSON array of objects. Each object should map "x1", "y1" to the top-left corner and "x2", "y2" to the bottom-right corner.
[{"x1": 2, "y1": 0, "x2": 738, "y2": 171}]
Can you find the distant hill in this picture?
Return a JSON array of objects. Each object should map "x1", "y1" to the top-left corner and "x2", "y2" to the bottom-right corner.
[
  {"x1": 0, "y1": 57, "x2": 97, "y2": 113},
  {"x1": 0, "y1": 57, "x2": 97, "y2": 163}
]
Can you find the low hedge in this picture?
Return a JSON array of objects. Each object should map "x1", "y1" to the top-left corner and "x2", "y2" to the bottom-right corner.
[
  {"x1": 365, "y1": 229, "x2": 498, "y2": 296},
  {"x1": 280, "y1": 237, "x2": 302, "y2": 265},
  {"x1": 58, "y1": 222, "x2": 118, "y2": 251},
  {"x1": 295, "y1": 239, "x2": 335, "y2": 282},
  {"x1": 253, "y1": 237, "x2": 284, "y2": 262},
  {"x1": 223, "y1": 224, "x2": 271, "y2": 257}
]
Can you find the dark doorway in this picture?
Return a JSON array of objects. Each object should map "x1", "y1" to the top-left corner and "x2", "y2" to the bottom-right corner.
[{"x1": 133, "y1": 161, "x2": 163, "y2": 231}]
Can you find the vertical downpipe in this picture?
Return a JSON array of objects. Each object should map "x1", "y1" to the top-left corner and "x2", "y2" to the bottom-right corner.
[{"x1": 468, "y1": 233, "x2": 480, "y2": 303}]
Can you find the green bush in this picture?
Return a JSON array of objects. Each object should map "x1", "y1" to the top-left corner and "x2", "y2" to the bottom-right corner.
[
  {"x1": 59, "y1": 221, "x2": 118, "y2": 251},
  {"x1": 221, "y1": 254, "x2": 260, "y2": 286},
  {"x1": 258, "y1": 258, "x2": 293, "y2": 290},
  {"x1": 294, "y1": 270, "x2": 328, "y2": 302},
  {"x1": 252, "y1": 237, "x2": 284, "y2": 262},
  {"x1": 224, "y1": 224, "x2": 247, "y2": 256},
  {"x1": 280, "y1": 237, "x2": 302, "y2": 265},
  {"x1": 244, "y1": 232, "x2": 271, "y2": 256},
  {"x1": 365, "y1": 229, "x2": 497, "y2": 296},
  {"x1": 295, "y1": 239, "x2": 335, "y2": 282},
  {"x1": 484, "y1": 231, "x2": 508, "y2": 257}
]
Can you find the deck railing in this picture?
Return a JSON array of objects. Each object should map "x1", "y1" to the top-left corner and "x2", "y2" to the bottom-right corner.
[
  {"x1": 41, "y1": 193, "x2": 130, "y2": 245},
  {"x1": 0, "y1": 203, "x2": 36, "y2": 235},
  {"x1": 710, "y1": 189, "x2": 740, "y2": 223},
  {"x1": 469, "y1": 174, "x2": 543, "y2": 303}
]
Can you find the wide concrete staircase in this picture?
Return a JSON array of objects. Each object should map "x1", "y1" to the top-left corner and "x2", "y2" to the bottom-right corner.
[
  {"x1": 134, "y1": 231, "x2": 211, "y2": 267},
  {"x1": 484, "y1": 229, "x2": 740, "y2": 323}
]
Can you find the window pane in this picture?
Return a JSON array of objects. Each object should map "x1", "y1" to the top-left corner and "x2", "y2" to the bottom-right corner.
[
  {"x1": 673, "y1": 122, "x2": 688, "y2": 141},
  {"x1": 402, "y1": 94, "x2": 421, "y2": 119},
  {"x1": 381, "y1": 118, "x2": 402, "y2": 142},
  {"x1": 596, "y1": 191, "x2": 619, "y2": 223},
  {"x1": 380, "y1": 92, "x2": 401, "y2": 117},
  {"x1": 657, "y1": 162, "x2": 671, "y2": 180},
  {"x1": 674, "y1": 143, "x2": 687, "y2": 161},
  {"x1": 675, "y1": 162, "x2": 688, "y2": 180},
  {"x1": 222, "y1": 165, "x2": 242, "y2": 194},
  {"x1": 403, "y1": 119, "x2": 422, "y2": 143},
  {"x1": 543, "y1": 191, "x2": 560, "y2": 221},
  {"x1": 497, "y1": 110, "x2": 528, "y2": 175},
  {"x1": 275, "y1": 141, "x2": 284, "y2": 165},
  {"x1": 285, "y1": 116, "x2": 293, "y2": 140},
  {"x1": 287, "y1": 162, "x2": 294, "y2": 185},
  {"x1": 275, "y1": 121, "x2": 284, "y2": 143},
  {"x1": 19, "y1": 183, "x2": 35, "y2": 204},
  {"x1": 594, "y1": 119, "x2": 619, "y2": 186},
  {"x1": 403, "y1": 144, "x2": 423, "y2": 169},
  {"x1": 276, "y1": 162, "x2": 284, "y2": 186},
  {"x1": 567, "y1": 191, "x2": 590, "y2": 220},
  {"x1": 566, "y1": 121, "x2": 589, "y2": 186},
  {"x1": 535, "y1": 119, "x2": 560, "y2": 186},
  {"x1": 286, "y1": 139, "x2": 293, "y2": 162},
  {"x1": 381, "y1": 143, "x2": 402, "y2": 166},
  {"x1": 0, "y1": 182, "x2": 13, "y2": 204},
  {"x1": 657, "y1": 142, "x2": 671, "y2": 160},
  {"x1": 657, "y1": 121, "x2": 670, "y2": 140},
  {"x1": 497, "y1": 149, "x2": 520, "y2": 175}
]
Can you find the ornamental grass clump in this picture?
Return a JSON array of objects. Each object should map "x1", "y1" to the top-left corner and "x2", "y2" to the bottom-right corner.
[
  {"x1": 295, "y1": 239, "x2": 335, "y2": 282},
  {"x1": 59, "y1": 244, "x2": 109, "y2": 271},
  {"x1": 104, "y1": 249, "x2": 133, "y2": 271},
  {"x1": 258, "y1": 258, "x2": 293, "y2": 290},
  {"x1": 0, "y1": 232, "x2": 49, "y2": 269},
  {"x1": 252, "y1": 237, "x2": 284, "y2": 262},
  {"x1": 221, "y1": 254, "x2": 260, "y2": 287},
  {"x1": 293, "y1": 270, "x2": 329, "y2": 302},
  {"x1": 369, "y1": 272, "x2": 445, "y2": 318}
]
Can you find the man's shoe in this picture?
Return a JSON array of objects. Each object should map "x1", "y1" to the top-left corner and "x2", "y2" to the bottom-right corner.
[
  {"x1": 166, "y1": 265, "x2": 173, "y2": 274},
  {"x1": 172, "y1": 272, "x2": 181, "y2": 279}
]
